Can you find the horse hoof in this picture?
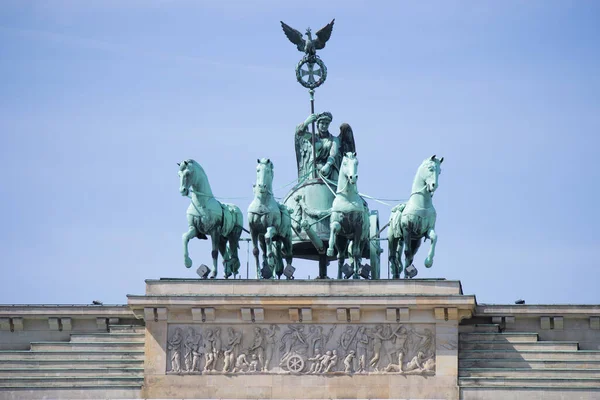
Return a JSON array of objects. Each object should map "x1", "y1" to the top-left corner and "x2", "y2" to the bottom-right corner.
[{"x1": 184, "y1": 257, "x2": 193, "y2": 269}]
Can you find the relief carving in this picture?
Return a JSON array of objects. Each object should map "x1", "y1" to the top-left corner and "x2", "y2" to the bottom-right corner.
[
  {"x1": 183, "y1": 327, "x2": 202, "y2": 372},
  {"x1": 167, "y1": 327, "x2": 183, "y2": 373},
  {"x1": 167, "y1": 323, "x2": 436, "y2": 376}
]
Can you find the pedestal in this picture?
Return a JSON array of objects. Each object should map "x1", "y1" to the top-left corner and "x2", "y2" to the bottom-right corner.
[{"x1": 128, "y1": 279, "x2": 475, "y2": 400}]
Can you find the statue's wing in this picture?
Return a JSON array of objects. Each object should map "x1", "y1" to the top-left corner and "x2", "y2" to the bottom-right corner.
[
  {"x1": 338, "y1": 122, "x2": 356, "y2": 155},
  {"x1": 314, "y1": 19, "x2": 335, "y2": 50},
  {"x1": 280, "y1": 21, "x2": 305, "y2": 52}
]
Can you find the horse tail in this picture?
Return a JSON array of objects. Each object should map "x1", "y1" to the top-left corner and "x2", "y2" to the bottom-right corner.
[
  {"x1": 389, "y1": 203, "x2": 405, "y2": 238},
  {"x1": 221, "y1": 203, "x2": 244, "y2": 240},
  {"x1": 278, "y1": 203, "x2": 293, "y2": 239}
]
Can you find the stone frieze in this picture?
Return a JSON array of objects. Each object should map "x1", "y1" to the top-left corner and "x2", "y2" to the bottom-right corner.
[{"x1": 166, "y1": 323, "x2": 435, "y2": 375}]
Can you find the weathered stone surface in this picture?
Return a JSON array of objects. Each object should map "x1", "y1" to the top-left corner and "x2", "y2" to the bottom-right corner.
[{"x1": 131, "y1": 279, "x2": 472, "y2": 400}]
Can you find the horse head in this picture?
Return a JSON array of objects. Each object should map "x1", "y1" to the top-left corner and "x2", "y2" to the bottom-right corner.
[
  {"x1": 254, "y1": 158, "x2": 274, "y2": 198},
  {"x1": 178, "y1": 159, "x2": 209, "y2": 197},
  {"x1": 339, "y1": 152, "x2": 359, "y2": 187},
  {"x1": 418, "y1": 155, "x2": 444, "y2": 195},
  {"x1": 177, "y1": 159, "x2": 194, "y2": 196}
]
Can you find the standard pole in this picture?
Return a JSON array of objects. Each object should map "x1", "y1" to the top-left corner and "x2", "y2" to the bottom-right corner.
[{"x1": 310, "y1": 89, "x2": 317, "y2": 179}]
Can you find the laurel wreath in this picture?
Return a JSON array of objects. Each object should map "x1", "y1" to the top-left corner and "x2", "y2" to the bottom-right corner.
[{"x1": 295, "y1": 56, "x2": 327, "y2": 89}]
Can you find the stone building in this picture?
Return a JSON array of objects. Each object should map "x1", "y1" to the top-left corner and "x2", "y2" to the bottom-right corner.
[{"x1": 0, "y1": 279, "x2": 598, "y2": 399}]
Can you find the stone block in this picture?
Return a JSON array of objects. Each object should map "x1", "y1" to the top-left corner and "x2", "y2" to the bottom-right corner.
[
  {"x1": 241, "y1": 308, "x2": 252, "y2": 321},
  {"x1": 288, "y1": 308, "x2": 299, "y2": 322},
  {"x1": 386, "y1": 308, "x2": 397, "y2": 322},
  {"x1": 541, "y1": 316, "x2": 551, "y2": 330},
  {"x1": 204, "y1": 307, "x2": 215, "y2": 321},
  {"x1": 399, "y1": 307, "x2": 410, "y2": 321},
  {"x1": 49, "y1": 317, "x2": 60, "y2": 331},
  {"x1": 61, "y1": 317, "x2": 72, "y2": 331},
  {"x1": 108, "y1": 317, "x2": 119, "y2": 325},
  {"x1": 349, "y1": 308, "x2": 360, "y2": 322},
  {"x1": 97, "y1": 317, "x2": 108, "y2": 330},
  {"x1": 191, "y1": 307, "x2": 203, "y2": 321},
  {"x1": 435, "y1": 307, "x2": 446, "y2": 320},
  {"x1": 301, "y1": 308, "x2": 312, "y2": 321},
  {"x1": 11, "y1": 317, "x2": 23, "y2": 331},
  {"x1": 505, "y1": 316, "x2": 515, "y2": 325},
  {"x1": 156, "y1": 307, "x2": 167, "y2": 321},
  {"x1": 553, "y1": 316, "x2": 563, "y2": 330},
  {"x1": 254, "y1": 308, "x2": 264, "y2": 322},
  {"x1": 0, "y1": 318, "x2": 9, "y2": 331},
  {"x1": 492, "y1": 316, "x2": 503, "y2": 324},
  {"x1": 447, "y1": 307, "x2": 458, "y2": 321},
  {"x1": 143, "y1": 307, "x2": 154, "y2": 321},
  {"x1": 591, "y1": 316, "x2": 600, "y2": 330},
  {"x1": 337, "y1": 308, "x2": 348, "y2": 322}
]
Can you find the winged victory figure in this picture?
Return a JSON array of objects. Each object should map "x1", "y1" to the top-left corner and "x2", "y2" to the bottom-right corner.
[
  {"x1": 280, "y1": 19, "x2": 335, "y2": 58},
  {"x1": 294, "y1": 111, "x2": 356, "y2": 182}
]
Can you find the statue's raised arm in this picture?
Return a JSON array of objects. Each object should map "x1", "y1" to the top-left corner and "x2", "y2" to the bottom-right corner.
[{"x1": 294, "y1": 111, "x2": 343, "y2": 182}]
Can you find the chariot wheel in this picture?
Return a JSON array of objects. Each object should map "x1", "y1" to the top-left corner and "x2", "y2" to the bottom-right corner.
[
  {"x1": 287, "y1": 354, "x2": 305, "y2": 373},
  {"x1": 369, "y1": 210, "x2": 382, "y2": 280}
]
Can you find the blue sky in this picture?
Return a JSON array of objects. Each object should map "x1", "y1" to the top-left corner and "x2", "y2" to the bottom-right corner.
[{"x1": 0, "y1": 1, "x2": 598, "y2": 305}]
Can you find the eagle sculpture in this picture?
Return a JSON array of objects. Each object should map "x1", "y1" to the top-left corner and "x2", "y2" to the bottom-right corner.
[{"x1": 280, "y1": 19, "x2": 335, "y2": 58}]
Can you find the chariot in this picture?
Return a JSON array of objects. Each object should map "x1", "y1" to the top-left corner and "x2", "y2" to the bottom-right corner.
[{"x1": 282, "y1": 177, "x2": 382, "y2": 280}]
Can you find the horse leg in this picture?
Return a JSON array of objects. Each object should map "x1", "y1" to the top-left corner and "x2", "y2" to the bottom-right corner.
[
  {"x1": 282, "y1": 234, "x2": 293, "y2": 269},
  {"x1": 388, "y1": 236, "x2": 400, "y2": 279},
  {"x1": 352, "y1": 232, "x2": 363, "y2": 279},
  {"x1": 251, "y1": 230, "x2": 261, "y2": 279},
  {"x1": 404, "y1": 237, "x2": 422, "y2": 279},
  {"x1": 182, "y1": 225, "x2": 197, "y2": 268},
  {"x1": 259, "y1": 235, "x2": 269, "y2": 278},
  {"x1": 228, "y1": 227, "x2": 242, "y2": 276},
  {"x1": 209, "y1": 231, "x2": 220, "y2": 279},
  {"x1": 218, "y1": 237, "x2": 230, "y2": 279},
  {"x1": 265, "y1": 226, "x2": 277, "y2": 278},
  {"x1": 336, "y1": 237, "x2": 348, "y2": 280},
  {"x1": 274, "y1": 241, "x2": 284, "y2": 279},
  {"x1": 396, "y1": 237, "x2": 405, "y2": 278},
  {"x1": 424, "y1": 228, "x2": 437, "y2": 268},
  {"x1": 327, "y1": 213, "x2": 341, "y2": 257}
]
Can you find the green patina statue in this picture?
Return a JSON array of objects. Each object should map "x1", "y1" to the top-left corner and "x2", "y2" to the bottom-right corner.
[
  {"x1": 247, "y1": 158, "x2": 294, "y2": 279},
  {"x1": 281, "y1": 20, "x2": 334, "y2": 90},
  {"x1": 326, "y1": 152, "x2": 371, "y2": 279},
  {"x1": 294, "y1": 113, "x2": 356, "y2": 183},
  {"x1": 178, "y1": 159, "x2": 243, "y2": 279},
  {"x1": 280, "y1": 19, "x2": 335, "y2": 59},
  {"x1": 174, "y1": 19, "x2": 445, "y2": 281},
  {"x1": 388, "y1": 156, "x2": 444, "y2": 279}
]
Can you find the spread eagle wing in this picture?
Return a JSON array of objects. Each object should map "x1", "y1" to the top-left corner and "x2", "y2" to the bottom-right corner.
[
  {"x1": 314, "y1": 19, "x2": 335, "y2": 50},
  {"x1": 338, "y1": 122, "x2": 356, "y2": 156},
  {"x1": 280, "y1": 21, "x2": 305, "y2": 52}
]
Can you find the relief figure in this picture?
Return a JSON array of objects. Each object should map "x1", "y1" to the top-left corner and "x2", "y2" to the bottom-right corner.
[
  {"x1": 263, "y1": 324, "x2": 279, "y2": 371},
  {"x1": 168, "y1": 328, "x2": 183, "y2": 373},
  {"x1": 249, "y1": 326, "x2": 265, "y2": 371},
  {"x1": 344, "y1": 350, "x2": 355, "y2": 373}
]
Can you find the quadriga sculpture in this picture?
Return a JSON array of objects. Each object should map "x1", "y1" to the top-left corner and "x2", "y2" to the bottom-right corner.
[
  {"x1": 326, "y1": 152, "x2": 370, "y2": 279},
  {"x1": 388, "y1": 155, "x2": 444, "y2": 279},
  {"x1": 178, "y1": 159, "x2": 243, "y2": 279},
  {"x1": 248, "y1": 159, "x2": 294, "y2": 279}
]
